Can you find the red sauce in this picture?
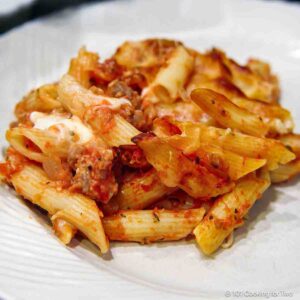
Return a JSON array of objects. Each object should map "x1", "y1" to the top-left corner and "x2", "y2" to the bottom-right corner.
[
  {"x1": 0, "y1": 148, "x2": 29, "y2": 180},
  {"x1": 215, "y1": 77, "x2": 245, "y2": 97},
  {"x1": 118, "y1": 145, "x2": 149, "y2": 169},
  {"x1": 131, "y1": 132, "x2": 156, "y2": 144},
  {"x1": 24, "y1": 138, "x2": 42, "y2": 153},
  {"x1": 183, "y1": 209, "x2": 193, "y2": 219},
  {"x1": 154, "y1": 117, "x2": 182, "y2": 136},
  {"x1": 141, "y1": 179, "x2": 155, "y2": 192},
  {"x1": 90, "y1": 58, "x2": 124, "y2": 88},
  {"x1": 86, "y1": 106, "x2": 116, "y2": 134},
  {"x1": 93, "y1": 184, "x2": 110, "y2": 204}
]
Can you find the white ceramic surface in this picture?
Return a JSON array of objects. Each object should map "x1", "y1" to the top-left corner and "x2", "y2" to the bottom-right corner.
[{"x1": 1, "y1": 0, "x2": 300, "y2": 299}]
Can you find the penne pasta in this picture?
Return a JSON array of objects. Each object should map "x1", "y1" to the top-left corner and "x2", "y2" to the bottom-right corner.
[
  {"x1": 208, "y1": 48, "x2": 280, "y2": 103},
  {"x1": 144, "y1": 46, "x2": 194, "y2": 103},
  {"x1": 58, "y1": 74, "x2": 140, "y2": 146},
  {"x1": 10, "y1": 164, "x2": 109, "y2": 253},
  {"x1": 51, "y1": 217, "x2": 77, "y2": 245},
  {"x1": 187, "y1": 76, "x2": 293, "y2": 135},
  {"x1": 231, "y1": 97, "x2": 293, "y2": 135},
  {"x1": 15, "y1": 84, "x2": 62, "y2": 122},
  {"x1": 86, "y1": 111, "x2": 140, "y2": 146},
  {"x1": 224, "y1": 56, "x2": 280, "y2": 104},
  {"x1": 68, "y1": 47, "x2": 99, "y2": 88},
  {"x1": 114, "y1": 39, "x2": 180, "y2": 68},
  {"x1": 103, "y1": 208, "x2": 205, "y2": 243},
  {"x1": 154, "y1": 101, "x2": 213, "y2": 125},
  {"x1": 161, "y1": 134, "x2": 267, "y2": 180},
  {"x1": 190, "y1": 88, "x2": 269, "y2": 137},
  {"x1": 189, "y1": 51, "x2": 231, "y2": 80},
  {"x1": 115, "y1": 169, "x2": 174, "y2": 210},
  {"x1": 193, "y1": 170, "x2": 270, "y2": 255},
  {"x1": 154, "y1": 118, "x2": 295, "y2": 171},
  {"x1": 58, "y1": 74, "x2": 132, "y2": 117},
  {"x1": 6, "y1": 127, "x2": 70, "y2": 162},
  {"x1": 6, "y1": 128, "x2": 44, "y2": 163},
  {"x1": 105, "y1": 114, "x2": 141, "y2": 146},
  {"x1": 189, "y1": 49, "x2": 280, "y2": 103},
  {"x1": 270, "y1": 159, "x2": 300, "y2": 183},
  {"x1": 279, "y1": 134, "x2": 300, "y2": 157},
  {"x1": 133, "y1": 133, "x2": 234, "y2": 198}
]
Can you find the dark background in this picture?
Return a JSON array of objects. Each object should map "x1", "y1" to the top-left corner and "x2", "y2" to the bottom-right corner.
[
  {"x1": 0, "y1": 0, "x2": 299, "y2": 34},
  {"x1": 0, "y1": 0, "x2": 109, "y2": 34}
]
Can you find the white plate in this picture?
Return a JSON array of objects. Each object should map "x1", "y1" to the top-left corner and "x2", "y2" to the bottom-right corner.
[{"x1": 1, "y1": 0, "x2": 300, "y2": 299}]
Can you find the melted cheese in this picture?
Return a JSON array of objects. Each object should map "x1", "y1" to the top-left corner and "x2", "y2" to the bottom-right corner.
[
  {"x1": 97, "y1": 95, "x2": 131, "y2": 109},
  {"x1": 30, "y1": 112, "x2": 93, "y2": 144},
  {"x1": 263, "y1": 117, "x2": 294, "y2": 135}
]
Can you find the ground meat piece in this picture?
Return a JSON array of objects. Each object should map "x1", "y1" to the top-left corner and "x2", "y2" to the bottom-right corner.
[
  {"x1": 106, "y1": 79, "x2": 152, "y2": 131},
  {"x1": 90, "y1": 58, "x2": 124, "y2": 88},
  {"x1": 117, "y1": 145, "x2": 150, "y2": 169},
  {"x1": 107, "y1": 80, "x2": 138, "y2": 101},
  {"x1": 131, "y1": 108, "x2": 154, "y2": 132},
  {"x1": 122, "y1": 70, "x2": 147, "y2": 94},
  {"x1": 139, "y1": 101, "x2": 158, "y2": 131},
  {"x1": 68, "y1": 139, "x2": 118, "y2": 203}
]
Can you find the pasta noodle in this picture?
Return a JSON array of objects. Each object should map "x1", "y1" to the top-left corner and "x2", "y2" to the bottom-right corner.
[
  {"x1": 10, "y1": 164, "x2": 109, "y2": 253},
  {"x1": 115, "y1": 169, "x2": 175, "y2": 210},
  {"x1": 52, "y1": 217, "x2": 77, "y2": 245},
  {"x1": 58, "y1": 74, "x2": 140, "y2": 146},
  {"x1": 187, "y1": 76, "x2": 293, "y2": 135},
  {"x1": 200, "y1": 48, "x2": 280, "y2": 103},
  {"x1": 154, "y1": 119, "x2": 295, "y2": 170},
  {"x1": 15, "y1": 84, "x2": 62, "y2": 122},
  {"x1": 270, "y1": 160, "x2": 300, "y2": 183},
  {"x1": 86, "y1": 112, "x2": 140, "y2": 146},
  {"x1": 144, "y1": 46, "x2": 194, "y2": 103},
  {"x1": 165, "y1": 137, "x2": 267, "y2": 180},
  {"x1": 193, "y1": 170, "x2": 270, "y2": 255},
  {"x1": 114, "y1": 39, "x2": 180, "y2": 68},
  {"x1": 103, "y1": 208, "x2": 205, "y2": 243},
  {"x1": 190, "y1": 88, "x2": 269, "y2": 137},
  {"x1": 222, "y1": 53, "x2": 280, "y2": 104},
  {"x1": 133, "y1": 133, "x2": 235, "y2": 198},
  {"x1": 279, "y1": 134, "x2": 300, "y2": 157},
  {"x1": 6, "y1": 127, "x2": 70, "y2": 162},
  {"x1": 0, "y1": 38, "x2": 298, "y2": 257},
  {"x1": 270, "y1": 133, "x2": 300, "y2": 182},
  {"x1": 68, "y1": 47, "x2": 99, "y2": 88}
]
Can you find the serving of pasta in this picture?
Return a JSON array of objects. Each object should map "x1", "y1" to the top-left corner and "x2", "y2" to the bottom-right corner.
[{"x1": 0, "y1": 38, "x2": 299, "y2": 256}]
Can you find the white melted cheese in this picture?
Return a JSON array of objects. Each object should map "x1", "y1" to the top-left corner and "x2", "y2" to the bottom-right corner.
[
  {"x1": 96, "y1": 94, "x2": 131, "y2": 110},
  {"x1": 263, "y1": 117, "x2": 294, "y2": 135},
  {"x1": 141, "y1": 87, "x2": 149, "y2": 97},
  {"x1": 30, "y1": 112, "x2": 93, "y2": 144}
]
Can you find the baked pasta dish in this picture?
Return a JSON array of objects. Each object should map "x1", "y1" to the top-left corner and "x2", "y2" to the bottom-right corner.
[{"x1": 0, "y1": 39, "x2": 299, "y2": 255}]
